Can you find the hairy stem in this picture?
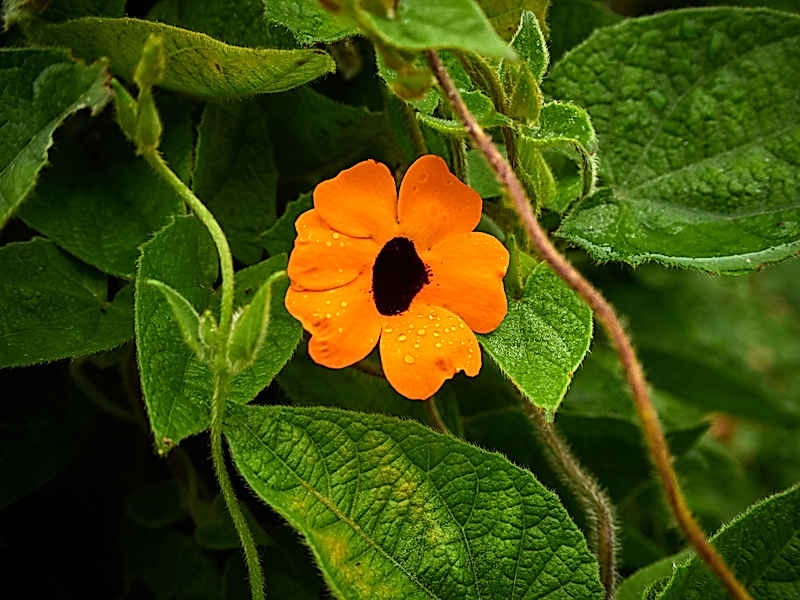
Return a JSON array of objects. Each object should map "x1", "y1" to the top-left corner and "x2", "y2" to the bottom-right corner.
[
  {"x1": 523, "y1": 402, "x2": 617, "y2": 597},
  {"x1": 400, "y1": 99, "x2": 428, "y2": 157},
  {"x1": 424, "y1": 49, "x2": 753, "y2": 600},
  {"x1": 211, "y1": 373, "x2": 265, "y2": 600},
  {"x1": 424, "y1": 396, "x2": 451, "y2": 435},
  {"x1": 142, "y1": 149, "x2": 235, "y2": 340}
]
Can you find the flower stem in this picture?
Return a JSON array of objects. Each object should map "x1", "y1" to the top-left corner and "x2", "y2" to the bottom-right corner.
[
  {"x1": 141, "y1": 149, "x2": 235, "y2": 340},
  {"x1": 424, "y1": 49, "x2": 753, "y2": 600},
  {"x1": 211, "y1": 373, "x2": 265, "y2": 600},
  {"x1": 523, "y1": 402, "x2": 617, "y2": 598},
  {"x1": 424, "y1": 396, "x2": 451, "y2": 435}
]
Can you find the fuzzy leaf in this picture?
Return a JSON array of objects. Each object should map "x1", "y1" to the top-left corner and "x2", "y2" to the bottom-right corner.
[
  {"x1": 660, "y1": 484, "x2": 800, "y2": 599},
  {"x1": 479, "y1": 261, "x2": 593, "y2": 417},
  {"x1": 261, "y1": 193, "x2": 312, "y2": 257},
  {"x1": 616, "y1": 552, "x2": 692, "y2": 600},
  {"x1": 477, "y1": 0, "x2": 548, "y2": 41},
  {"x1": 263, "y1": 0, "x2": 358, "y2": 45},
  {"x1": 508, "y1": 10, "x2": 548, "y2": 82},
  {"x1": 19, "y1": 97, "x2": 192, "y2": 278},
  {"x1": 548, "y1": 8, "x2": 800, "y2": 273},
  {"x1": 0, "y1": 49, "x2": 110, "y2": 230},
  {"x1": 30, "y1": 17, "x2": 335, "y2": 99},
  {"x1": 145, "y1": 280, "x2": 204, "y2": 361},
  {"x1": 225, "y1": 403, "x2": 604, "y2": 599},
  {"x1": 547, "y1": 0, "x2": 620, "y2": 63},
  {"x1": 0, "y1": 238, "x2": 133, "y2": 367}
]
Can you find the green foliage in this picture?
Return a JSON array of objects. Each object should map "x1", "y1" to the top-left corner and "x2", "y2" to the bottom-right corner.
[
  {"x1": 549, "y1": 8, "x2": 800, "y2": 273},
  {"x1": 546, "y1": 0, "x2": 621, "y2": 64},
  {"x1": 263, "y1": 0, "x2": 358, "y2": 45},
  {"x1": 660, "y1": 484, "x2": 800, "y2": 599},
  {"x1": 30, "y1": 17, "x2": 335, "y2": 99},
  {"x1": 477, "y1": 0, "x2": 548, "y2": 41},
  {"x1": 0, "y1": 238, "x2": 133, "y2": 367},
  {"x1": 479, "y1": 260, "x2": 593, "y2": 417},
  {"x1": 0, "y1": 48, "x2": 110, "y2": 229},
  {"x1": 225, "y1": 404, "x2": 605, "y2": 599},
  {"x1": 616, "y1": 551, "x2": 692, "y2": 600}
]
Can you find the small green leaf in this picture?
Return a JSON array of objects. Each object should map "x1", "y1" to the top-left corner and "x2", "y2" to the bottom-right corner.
[
  {"x1": 616, "y1": 552, "x2": 693, "y2": 600},
  {"x1": 660, "y1": 484, "x2": 800, "y2": 599},
  {"x1": 356, "y1": 0, "x2": 516, "y2": 59},
  {"x1": 0, "y1": 48, "x2": 110, "y2": 230},
  {"x1": 477, "y1": 0, "x2": 548, "y2": 41},
  {"x1": 508, "y1": 10, "x2": 548, "y2": 82},
  {"x1": 112, "y1": 78, "x2": 138, "y2": 140},
  {"x1": 225, "y1": 403, "x2": 604, "y2": 599},
  {"x1": 418, "y1": 89, "x2": 512, "y2": 136},
  {"x1": 479, "y1": 259, "x2": 593, "y2": 417},
  {"x1": 261, "y1": 193, "x2": 312, "y2": 257},
  {"x1": 145, "y1": 279, "x2": 206, "y2": 362},
  {"x1": 263, "y1": 0, "x2": 358, "y2": 45},
  {"x1": 30, "y1": 17, "x2": 335, "y2": 99},
  {"x1": 194, "y1": 100, "x2": 278, "y2": 264},
  {"x1": 0, "y1": 238, "x2": 133, "y2": 368},
  {"x1": 548, "y1": 8, "x2": 800, "y2": 273},
  {"x1": 227, "y1": 271, "x2": 286, "y2": 375}
]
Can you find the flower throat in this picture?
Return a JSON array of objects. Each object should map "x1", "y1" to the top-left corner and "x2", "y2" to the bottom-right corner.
[{"x1": 372, "y1": 237, "x2": 429, "y2": 315}]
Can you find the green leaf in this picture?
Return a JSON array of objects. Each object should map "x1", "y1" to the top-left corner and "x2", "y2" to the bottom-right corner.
[
  {"x1": 0, "y1": 238, "x2": 133, "y2": 367},
  {"x1": 227, "y1": 270, "x2": 286, "y2": 375},
  {"x1": 616, "y1": 552, "x2": 692, "y2": 600},
  {"x1": 546, "y1": 0, "x2": 621, "y2": 64},
  {"x1": 148, "y1": 0, "x2": 298, "y2": 49},
  {"x1": 136, "y1": 218, "x2": 300, "y2": 452},
  {"x1": 135, "y1": 215, "x2": 218, "y2": 452},
  {"x1": 145, "y1": 280, "x2": 205, "y2": 362},
  {"x1": 194, "y1": 100, "x2": 277, "y2": 265},
  {"x1": 660, "y1": 484, "x2": 800, "y2": 599},
  {"x1": 479, "y1": 260, "x2": 593, "y2": 417},
  {"x1": 225, "y1": 403, "x2": 604, "y2": 599},
  {"x1": 477, "y1": 0, "x2": 548, "y2": 41},
  {"x1": 548, "y1": 8, "x2": 800, "y2": 273},
  {"x1": 356, "y1": 0, "x2": 516, "y2": 59},
  {"x1": 261, "y1": 193, "x2": 312, "y2": 257},
  {"x1": 466, "y1": 148, "x2": 503, "y2": 198},
  {"x1": 3, "y1": 0, "x2": 123, "y2": 27},
  {"x1": 263, "y1": 0, "x2": 358, "y2": 45},
  {"x1": 19, "y1": 96, "x2": 192, "y2": 278},
  {"x1": 508, "y1": 9, "x2": 548, "y2": 82},
  {"x1": 593, "y1": 261, "x2": 800, "y2": 426},
  {"x1": 0, "y1": 48, "x2": 110, "y2": 230},
  {"x1": 30, "y1": 17, "x2": 335, "y2": 99}
]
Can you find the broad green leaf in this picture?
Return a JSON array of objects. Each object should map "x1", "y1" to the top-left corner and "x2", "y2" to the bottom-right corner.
[
  {"x1": 0, "y1": 238, "x2": 133, "y2": 367},
  {"x1": 30, "y1": 17, "x2": 335, "y2": 99},
  {"x1": 126, "y1": 479, "x2": 188, "y2": 528},
  {"x1": 227, "y1": 270, "x2": 286, "y2": 375},
  {"x1": 548, "y1": 9, "x2": 800, "y2": 273},
  {"x1": 477, "y1": 0, "x2": 548, "y2": 40},
  {"x1": 0, "y1": 48, "x2": 110, "y2": 230},
  {"x1": 547, "y1": 0, "x2": 621, "y2": 63},
  {"x1": 145, "y1": 280, "x2": 204, "y2": 361},
  {"x1": 261, "y1": 193, "x2": 312, "y2": 257},
  {"x1": 659, "y1": 484, "x2": 800, "y2": 599},
  {"x1": 593, "y1": 261, "x2": 800, "y2": 425},
  {"x1": 137, "y1": 218, "x2": 300, "y2": 452},
  {"x1": 19, "y1": 97, "x2": 192, "y2": 278},
  {"x1": 466, "y1": 148, "x2": 503, "y2": 198},
  {"x1": 225, "y1": 404, "x2": 604, "y2": 599},
  {"x1": 194, "y1": 100, "x2": 277, "y2": 265},
  {"x1": 263, "y1": 0, "x2": 358, "y2": 45},
  {"x1": 148, "y1": 0, "x2": 297, "y2": 49},
  {"x1": 135, "y1": 215, "x2": 218, "y2": 452},
  {"x1": 356, "y1": 0, "x2": 516, "y2": 59},
  {"x1": 479, "y1": 260, "x2": 593, "y2": 417}
]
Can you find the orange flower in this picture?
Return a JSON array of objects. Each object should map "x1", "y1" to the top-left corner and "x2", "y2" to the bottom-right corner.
[{"x1": 285, "y1": 155, "x2": 509, "y2": 400}]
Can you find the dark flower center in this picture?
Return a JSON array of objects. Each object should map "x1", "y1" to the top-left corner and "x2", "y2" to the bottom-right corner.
[{"x1": 372, "y1": 237, "x2": 429, "y2": 316}]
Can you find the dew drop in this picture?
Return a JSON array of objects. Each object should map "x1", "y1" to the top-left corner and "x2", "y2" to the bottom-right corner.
[
  {"x1": 404, "y1": 354, "x2": 415, "y2": 364},
  {"x1": 325, "y1": 241, "x2": 332, "y2": 247},
  {"x1": 332, "y1": 232, "x2": 340, "y2": 239},
  {"x1": 397, "y1": 334, "x2": 407, "y2": 342},
  {"x1": 432, "y1": 332, "x2": 440, "y2": 337},
  {"x1": 417, "y1": 329, "x2": 426, "y2": 336},
  {"x1": 325, "y1": 313, "x2": 332, "y2": 319},
  {"x1": 385, "y1": 328, "x2": 393, "y2": 333},
  {"x1": 459, "y1": 323, "x2": 464, "y2": 329},
  {"x1": 435, "y1": 342, "x2": 442, "y2": 348},
  {"x1": 340, "y1": 301, "x2": 348, "y2": 307},
  {"x1": 338, "y1": 328, "x2": 343, "y2": 333}
]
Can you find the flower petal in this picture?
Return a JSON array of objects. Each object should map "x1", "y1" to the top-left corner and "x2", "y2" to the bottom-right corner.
[
  {"x1": 417, "y1": 232, "x2": 509, "y2": 333},
  {"x1": 314, "y1": 159, "x2": 398, "y2": 242},
  {"x1": 379, "y1": 302, "x2": 480, "y2": 400},
  {"x1": 288, "y1": 209, "x2": 379, "y2": 291},
  {"x1": 285, "y1": 272, "x2": 381, "y2": 368},
  {"x1": 397, "y1": 155, "x2": 482, "y2": 251}
]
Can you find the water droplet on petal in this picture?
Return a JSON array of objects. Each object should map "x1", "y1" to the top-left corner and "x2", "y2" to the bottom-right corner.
[
  {"x1": 435, "y1": 342, "x2": 442, "y2": 348},
  {"x1": 385, "y1": 328, "x2": 393, "y2": 333},
  {"x1": 404, "y1": 354, "x2": 415, "y2": 364},
  {"x1": 397, "y1": 334, "x2": 407, "y2": 342},
  {"x1": 340, "y1": 301, "x2": 348, "y2": 307},
  {"x1": 325, "y1": 241, "x2": 332, "y2": 247},
  {"x1": 332, "y1": 232, "x2": 340, "y2": 239},
  {"x1": 417, "y1": 329, "x2": 426, "y2": 336}
]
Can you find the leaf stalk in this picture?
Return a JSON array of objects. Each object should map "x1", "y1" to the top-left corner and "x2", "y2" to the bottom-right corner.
[{"x1": 424, "y1": 48, "x2": 753, "y2": 600}]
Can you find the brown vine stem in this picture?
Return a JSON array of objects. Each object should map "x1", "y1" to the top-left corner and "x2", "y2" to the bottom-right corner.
[
  {"x1": 425, "y1": 49, "x2": 753, "y2": 600},
  {"x1": 523, "y1": 401, "x2": 617, "y2": 597}
]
